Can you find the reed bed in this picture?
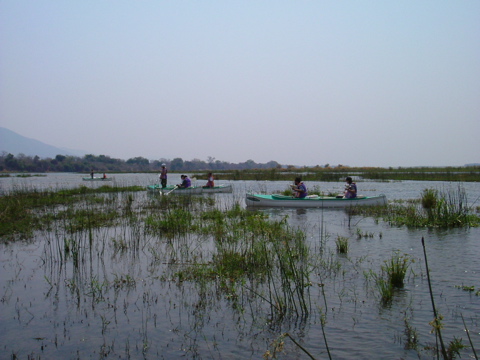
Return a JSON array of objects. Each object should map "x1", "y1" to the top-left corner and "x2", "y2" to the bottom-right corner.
[
  {"x1": 193, "y1": 166, "x2": 480, "y2": 182},
  {"x1": 348, "y1": 185, "x2": 480, "y2": 228}
]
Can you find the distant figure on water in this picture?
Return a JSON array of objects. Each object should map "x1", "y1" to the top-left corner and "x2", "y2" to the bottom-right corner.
[
  {"x1": 177, "y1": 175, "x2": 192, "y2": 188},
  {"x1": 205, "y1": 173, "x2": 215, "y2": 188},
  {"x1": 90, "y1": 169, "x2": 94, "y2": 179},
  {"x1": 159, "y1": 163, "x2": 168, "y2": 188},
  {"x1": 291, "y1": 177, "x2": 308, "y2": 198},
  {"x1": 344, "y1": 177, "x2": 357, "y2": 199},
  {"x1": 103, "y1": 173, "x2": 107, "y2": 179}
]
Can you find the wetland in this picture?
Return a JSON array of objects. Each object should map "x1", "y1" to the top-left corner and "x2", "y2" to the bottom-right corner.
[{"x1": 1, "y1": 173, "x2": 479, "y2": 359}]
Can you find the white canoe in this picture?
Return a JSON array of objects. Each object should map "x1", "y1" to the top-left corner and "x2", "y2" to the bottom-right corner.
[
  {"x1": 147, "y1": 184, "x2": 233, "y2": 194},
  {"x1": 245, "y1": 194, "x2": 387, "y2": 208}
]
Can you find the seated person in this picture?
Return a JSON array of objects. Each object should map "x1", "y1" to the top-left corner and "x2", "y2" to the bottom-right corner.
[
  {"x1": 205, "y1": 173, "x2": 215, "y2": 188},
  {"x1": 291, "y1": 177, "x2": 308, "y2": 198},
  {"x1": 177, "y1": 175, "x2": 192, "y2": 188},
  {"x1": 344, "y1": 177, "x2": 357, "y2": 198}
]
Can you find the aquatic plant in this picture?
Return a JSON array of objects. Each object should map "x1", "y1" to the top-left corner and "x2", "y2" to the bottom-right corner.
[
  {"x1": 382, "y1": 251, "x2": 411, "y2": 288},
  {"x1": 349, "y1": 186, "x2": 480, "y2": 228},
  {"x1": 335, "y1": 235, "x2": 349, "y2": 254},
  {"x1": 403, "y1": 314, "x2": 419, "y2": 350},
  {"x1": 0, "y1": 185, "x2": 145, "y2": 241},
  {"x1": 197, "y1": 166, "x2": 480, "y2": 182},
  {"x1": 421, "y1": 188, "x2": 438, "y2": 209},
  {"x1": 368, "y1": 251, "x2": 411, "y2": 304}
]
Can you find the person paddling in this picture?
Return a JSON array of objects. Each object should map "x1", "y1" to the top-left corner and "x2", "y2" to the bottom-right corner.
[
  {"x1": 344, "y1": 177, "x2": 357, "y2": 198},
  {"x1": 291, "y1": 177, "x2": 308, "y2": 198},
  {"x1": 205, "y1": 173, "x2": 215, "y2": 188},
  {"x1": 177, "y1": 175, "x2": 192, "y2": 188}
]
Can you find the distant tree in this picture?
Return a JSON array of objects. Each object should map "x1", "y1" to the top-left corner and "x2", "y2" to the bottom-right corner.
[
  {"x1": 266, "y1": 160, "x2": 280, "y2": 169},
  {"x1": 170, "y1": 158, "x2": 184, "y2": 171},
  {"x1": 126, "y1": 157, "x2": 149, "y2": 165},
  {"x1": 243, "y1": 159, "x2": 256, "y2": 169},
  {"x1": 55, "y1": 155, "x2": 66, "y2": 162},
  {"x1": 5, "y1": 154, "x2": 21, "y2": 171}
]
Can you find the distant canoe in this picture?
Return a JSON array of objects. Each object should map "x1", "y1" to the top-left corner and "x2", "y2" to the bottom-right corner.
[
  {"x1": 245, "y1": 194, "x2": 387, "y2": 208},
  {"x1": 146, "y1": 184, "x2": 233, "y2": 194},
  {"x1": 82, "y1": 177, "x2": 113, "y2": 181}
]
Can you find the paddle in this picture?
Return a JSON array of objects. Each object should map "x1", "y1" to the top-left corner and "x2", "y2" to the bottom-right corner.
[{"x1": 165, "y1": 185, "x2": 178, "y2": 195}]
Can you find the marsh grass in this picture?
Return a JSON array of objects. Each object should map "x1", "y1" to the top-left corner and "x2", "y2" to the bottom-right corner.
[
  {"x1": 170, "y1": 207, "x2": 312, "y2": 318},
  {"x1": 369, "y1": 251, "x2": 411, "y2": 304},
  {"x1": 195, "y1": 166, "x2": 480, "y2": 182},
  {"x1": 349, "y1": 186, "x2": 480, "y2": 228},
  {"x1": 383, "y1": 251, "x2": 411, "y2": 288},
  {"x1": 335, "y1": 236, "x2": 349, "y2": 253},
  {"x1": 0, "y1": 185, "x2": 145, "y2": 241}
]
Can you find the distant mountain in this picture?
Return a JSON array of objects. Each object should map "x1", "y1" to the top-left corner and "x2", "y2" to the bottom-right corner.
[{"x1": 0, "y1": 127, "x2": 87, "y2": 158}]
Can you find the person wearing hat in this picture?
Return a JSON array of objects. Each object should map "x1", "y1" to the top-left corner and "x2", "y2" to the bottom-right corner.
[{"x1": 159, "y1": 163, "x2": 168, "y2": 188}]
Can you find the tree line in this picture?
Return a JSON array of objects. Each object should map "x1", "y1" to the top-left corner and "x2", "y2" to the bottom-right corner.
[{"x1": 0, "y1": 152, "x2": 282, "y2": 173}]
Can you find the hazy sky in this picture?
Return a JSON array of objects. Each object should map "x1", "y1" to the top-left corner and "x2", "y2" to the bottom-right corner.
[{"x1": 1, "y1": 1, "x2": 479, "y2": 167}]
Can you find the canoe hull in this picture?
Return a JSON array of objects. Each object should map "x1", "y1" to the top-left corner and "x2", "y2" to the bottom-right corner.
[
  {"x1": 82, "y1": 177, "x2": 113, "y2": 181},
  {"x1": 147, "y1": 184, "x2": 233, "y2": 194},
  {"x1": 245, "y1": 194, "x2": 387, "y2": 208}
]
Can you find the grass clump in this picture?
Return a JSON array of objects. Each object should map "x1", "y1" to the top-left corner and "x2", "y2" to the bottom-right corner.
[
  {"x1": 382, "y1": 251, "x2": 411, "y2": 288},
  {"x1": 350, "y1": 186, "x2": 479, "y2": 228},
  {"x1": 335, "y1": 236, "x2": 349, "y2": 254},
  {"x1": 370, "y1": 251, "x2": 412, "y2": 304}
]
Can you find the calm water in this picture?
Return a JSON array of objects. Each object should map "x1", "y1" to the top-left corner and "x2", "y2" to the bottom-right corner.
[{"x1": 1, "y1": 173, "x2": 479, "y2": 359}]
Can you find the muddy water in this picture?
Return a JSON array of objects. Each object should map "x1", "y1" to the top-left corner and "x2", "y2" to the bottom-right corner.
[{"x1": 1, "y1": 174, "x2": 479, "y2": 359}]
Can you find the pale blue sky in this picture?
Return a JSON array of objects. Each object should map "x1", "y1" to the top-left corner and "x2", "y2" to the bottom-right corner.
[{"x1": 1, "y1": 1, "x2": 479, "y2": 167}]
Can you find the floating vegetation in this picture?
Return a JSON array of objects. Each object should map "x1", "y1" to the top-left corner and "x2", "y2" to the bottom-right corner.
[
  {"x1": 355, "y1": 228, "x2": 376, "y2": 239},
  {"x1": 15, "y1": 173, "x2": 47, "y2": 177},
  {"x1": 454, "y1": 285, "x2": 480, "y2": 296}
]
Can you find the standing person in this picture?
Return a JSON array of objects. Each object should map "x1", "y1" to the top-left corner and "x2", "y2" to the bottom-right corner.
[
  {"x1": 205, "y1": 173, "x2": 215, "y2": 188},
  {"x1": 290, "y1": 177, "x2": 308, "y2": 198},
  {"x1": 90, "y1": 169, "x2": 94, "y2": 179},
  {"x1": 159, "y1": 163, "x2": 168, "y2": 188},
  {"x1": 344, "y1": 177, "x2": 357, "y2": 198}
]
